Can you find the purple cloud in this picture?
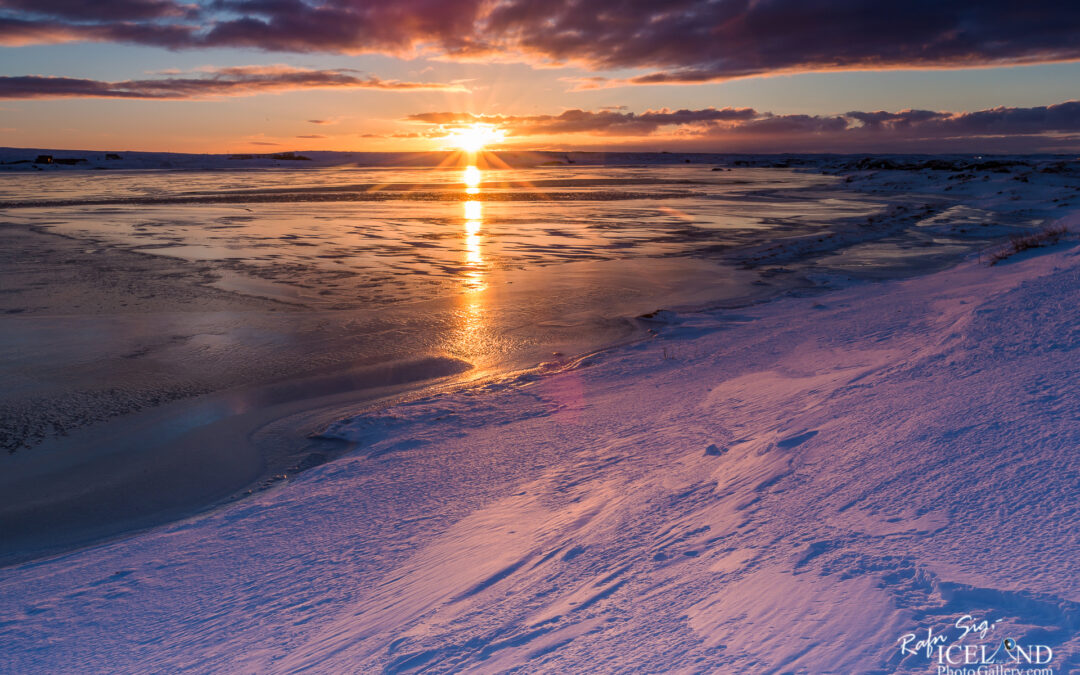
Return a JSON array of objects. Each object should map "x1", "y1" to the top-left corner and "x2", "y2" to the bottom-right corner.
[
  {"x1": 0, "y1": 66, "x2": 467, "y2": 99},
  {"x1": 200, "y1": 0, "x2": 485, "y2": 53},
  {"x1": 407, "y1": 107, "x2": 757, "y2": 136},
  {"x1": 930, "y1": 101, "x2": 1080, "y2": 135},
  {"x1": 404, "y1": 101, "x2": 1080, "y2": 151},
  {"x1": 0, "y1": 16, "x2": 197, "y2": 47},
  {"x1": 0, "y1": 0, "x2": 195, "y2": 21},
  {"x1": 720, "y1": 114, "x2": 850, "y2": 137},
  {"x1": 496, "y1": 1, "x2": 1080, "y2": 83},
  {"x1": 1, "y1": 1, "x2": 1078, "y2": 81},
  {"x1": 845, "y1": 110, "x2": 948, "y2": 130}
]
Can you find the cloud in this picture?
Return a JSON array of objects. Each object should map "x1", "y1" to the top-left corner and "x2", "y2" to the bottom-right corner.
[
  {"x1": 1, "y1": 2, "x2": 1078, "y2": 82},
  {"x1": 837, "y1": 102, "x2": 1080, "y2": 139},
  {"x1": 924, "y1": 101, "x2": 1080, "y2": 135},
  {"x1": 0, "y1": 16, "x2": 196, "y2": 46},
  {"x1": 403, "y1": 100, "x2": 1080, "y2": 151},
  {"x1": 0, "y1": 65, "x2": 468, "y2": 99},
  {"x1": 296, "y1": 134, "x2": 325, "y2": 138},
  {"x1": 725, "y1": 113, "x2": 850, "y2": 136},
  {"x1": 488, "y1": 1, "x2": 1080, "y2": 84},
  {"x1": 0, "y1": 0, "x2": 489, "y2": 53},
  {"x1": 844, "y1": 109, "x2": 948, "y2": 130},
  {"x1": 406, "y1": 107, "x2": 757, "y2": 136},
  {"x1": 307, "y1": 116, "x2": 351, "y2": 125},
  {"x1": 200, "y1": 0, "x2": 487, "y2": 54},
  {"x1": 0, "y1": 0, "x2": 196, "y2": 21}
]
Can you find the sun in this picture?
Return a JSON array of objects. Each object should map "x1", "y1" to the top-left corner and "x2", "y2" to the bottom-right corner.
[{"x1": 447, "y1": 123, "x2": 505, "y2": 153}]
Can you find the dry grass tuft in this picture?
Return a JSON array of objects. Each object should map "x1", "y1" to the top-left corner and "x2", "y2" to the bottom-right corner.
[{"x1": 987, "y1": 224, "x2": 1070, "y2": 265}]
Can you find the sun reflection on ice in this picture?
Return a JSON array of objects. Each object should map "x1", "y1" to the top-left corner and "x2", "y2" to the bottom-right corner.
[
  {"x1": 463, "y1": 165, "x2": 481, "y2": 195},
  {"x1": 462, "y1": 198, "x2": 485, "y2": 291},
  {"x1": 453, "y1": 164, "x2": 489, "y2": 358},
  {"x1": 464, "y1": 199, "x2": 483, "y2": 223}
]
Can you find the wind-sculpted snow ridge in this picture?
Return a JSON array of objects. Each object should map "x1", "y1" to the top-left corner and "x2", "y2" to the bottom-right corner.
[{"x1": 1, "y1": 235, "x2": 1079, "y2": 672}]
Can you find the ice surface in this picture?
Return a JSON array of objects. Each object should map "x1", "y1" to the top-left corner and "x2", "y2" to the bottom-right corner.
[
  {"x1": 2, "y1": 153, "x2": 1078, "y2": 672},
  {"x1": 1, "y1": 231, "x2": 1077, "y2": 673}
]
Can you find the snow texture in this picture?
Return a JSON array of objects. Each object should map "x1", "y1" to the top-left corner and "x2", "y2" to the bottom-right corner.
[{"x1": 1, "y1": 227, "x2": 1078, "y2": 672}]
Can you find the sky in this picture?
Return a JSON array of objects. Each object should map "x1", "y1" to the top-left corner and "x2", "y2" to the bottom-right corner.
[{"x1": 1, "y1": 1, "x2": 1079, "y2": 153}]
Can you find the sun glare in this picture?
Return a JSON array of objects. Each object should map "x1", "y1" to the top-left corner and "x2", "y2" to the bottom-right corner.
[
  {"x1": 464, "y1": 200, "x2": 482, "y2": 222},
  {"x1": 463, "y1": 165, "x2": 482, "y2": 189},
  {"x1": 448, "y1": 123, "x2": 505, "y2": 153}
]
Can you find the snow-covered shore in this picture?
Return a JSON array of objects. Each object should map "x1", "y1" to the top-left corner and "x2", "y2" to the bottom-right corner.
[
  {"x1": 2, "y1": 227, "x2": 1078, "y2": 672},
  {"x1": 1, "y1": 146, "x2": 1075, "y2": 174}
]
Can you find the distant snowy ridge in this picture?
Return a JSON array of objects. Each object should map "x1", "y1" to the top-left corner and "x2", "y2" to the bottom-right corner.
[{"x1": 1, "y1": 146, "x2": 1076, "y2": 172}]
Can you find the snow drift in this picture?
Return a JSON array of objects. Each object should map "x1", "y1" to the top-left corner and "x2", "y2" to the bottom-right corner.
[{"x1": 1, "y1": 237, "x2": 1078, "y2": 673}]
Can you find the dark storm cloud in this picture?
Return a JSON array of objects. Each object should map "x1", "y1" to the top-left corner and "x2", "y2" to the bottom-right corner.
[
  {"x1": 1, "y1": 1, "x2": 1079, "y2": 81},
  {"x1": 0, "y1": 66, "x2": 466, "y2": 99}
]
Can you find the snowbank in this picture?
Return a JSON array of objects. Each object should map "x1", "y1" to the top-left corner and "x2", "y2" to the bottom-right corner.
[{"x1": 1, "y1": 239, "x2": 1078, "y2": 673}]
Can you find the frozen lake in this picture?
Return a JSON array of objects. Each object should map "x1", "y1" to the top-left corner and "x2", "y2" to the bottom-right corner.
[
  {"x1": 1, "y1": 163, "x2": 985, "y2": 374},
  {"x1": 0, "y1": 158, "x2": 1050, "y2": 560}
]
